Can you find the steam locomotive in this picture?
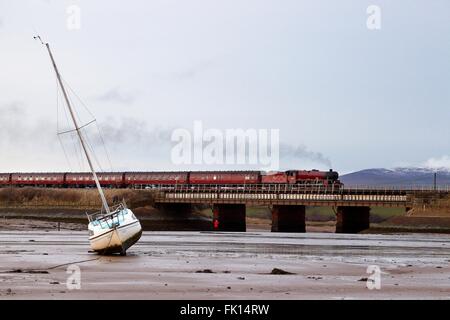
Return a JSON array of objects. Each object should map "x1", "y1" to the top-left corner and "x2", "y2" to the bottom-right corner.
[{"x1": 0, "y1": 169, "x2": 341, "y2": 189}]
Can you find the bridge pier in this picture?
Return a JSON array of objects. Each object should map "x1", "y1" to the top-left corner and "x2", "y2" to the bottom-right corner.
[
  {"x1": 335, "y1": 206, "x2": 370, "y2": 233},
  {"x1": 212, "y1": 204, "x2": 246, "y2": 232},
  {"x1": 271, "y1": 205, "x2": 306, "y2": 232}
]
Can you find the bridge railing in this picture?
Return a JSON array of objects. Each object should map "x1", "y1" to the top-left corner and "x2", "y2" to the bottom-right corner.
[
  {"x1": 142, "y1": 183, "x2": 344, "y2": 194},
  {"x1": 134, "y1": 183, "x2": 449, "y2": 195},
  {"x1": 144, "y1": 183, "x2": 417, "y2": 206},
  {"x1": 341, "y1": 185, "x2": 450, "y2": 193}
]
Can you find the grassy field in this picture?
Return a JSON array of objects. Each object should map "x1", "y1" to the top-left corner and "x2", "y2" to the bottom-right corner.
[{"x1": 0, "y1": 187, "x2": 153, "y2": 210}]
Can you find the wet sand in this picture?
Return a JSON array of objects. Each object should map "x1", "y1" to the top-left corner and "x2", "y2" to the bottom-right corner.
[{"x1": 0, "y1": 231, "x2": 449, "y2": 299}]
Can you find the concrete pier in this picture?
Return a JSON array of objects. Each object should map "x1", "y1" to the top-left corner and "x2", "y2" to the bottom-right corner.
[{"x1": 335, "y1": 206, "x2": 370, "y2": 233}]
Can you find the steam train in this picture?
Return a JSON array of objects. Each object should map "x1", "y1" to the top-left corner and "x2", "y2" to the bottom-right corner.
[{"x1": 0, "y1": 169, "x2": 341, "y2": 189}]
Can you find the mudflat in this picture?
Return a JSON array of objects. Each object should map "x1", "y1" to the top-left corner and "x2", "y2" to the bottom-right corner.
[{"x1": 0, "y1": 231, "x2": 449, "y2": 299}]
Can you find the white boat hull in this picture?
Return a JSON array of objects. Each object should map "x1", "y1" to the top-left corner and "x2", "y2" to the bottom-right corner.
[{"x1": 89, "y1": 219, "x2": 142, "y2": 255}]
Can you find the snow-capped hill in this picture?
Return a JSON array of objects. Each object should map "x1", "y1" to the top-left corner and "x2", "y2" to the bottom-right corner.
[
  {"x1": 341, "y1": 167, "x2": 450, "y2": 187},
  {"x1": 393, "y1": 166, "x2": 450, "y2": 174}
]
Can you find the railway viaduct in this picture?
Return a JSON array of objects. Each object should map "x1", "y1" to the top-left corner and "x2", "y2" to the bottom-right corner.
[
  {"x1": 149, "y1": 184, "x2": 443, "y2": 233},
  {"x1": 2, "y1": 182, "x2": 447, "y2": 233}
]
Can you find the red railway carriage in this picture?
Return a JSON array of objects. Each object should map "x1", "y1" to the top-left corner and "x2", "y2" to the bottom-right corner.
[
  {"x1": 2, "y1": 169, "x2": 342, "y2": 189},
  {"x1": 0, "y1": 173, "x2": 11, "y2": 185},
  {"x1": 261, "y1": 171, "x2": 295, "y2": 184},
  {"x1": 124, "y1": 172, "x2": 189, "y2": 185},
  {"x1": 65, "y1": 172, "x2": 124, "y2": 187},
  {"x1": 10, "y1": 173, "x2": 65, "y2": 186},
  {"x1": 188, "y1": 171, "x2": 260, "y2": 184}
]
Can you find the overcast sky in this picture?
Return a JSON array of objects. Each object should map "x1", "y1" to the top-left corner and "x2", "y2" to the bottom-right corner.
[{"x1": 0, "y1": 0, "x2": 449, "y2": 174}]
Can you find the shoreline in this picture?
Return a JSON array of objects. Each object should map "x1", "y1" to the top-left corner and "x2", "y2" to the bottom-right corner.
[{"x1": 2, "y1": 214, "x2": 450, "y2": 234}]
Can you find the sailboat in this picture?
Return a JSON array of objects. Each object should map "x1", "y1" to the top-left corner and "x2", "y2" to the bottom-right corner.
[{"x1": 35, "y1": 36, "x2": 142, "y2": 255}]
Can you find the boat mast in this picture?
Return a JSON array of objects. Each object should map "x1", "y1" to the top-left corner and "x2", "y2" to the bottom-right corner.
[{"x1": 37, "y1": 38, "x2": 110, "y2": 214}]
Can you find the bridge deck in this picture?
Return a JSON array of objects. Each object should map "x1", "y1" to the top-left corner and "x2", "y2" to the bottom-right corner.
[{"x1": 149, "y1": 184, "x2": 427, "y2": 207}]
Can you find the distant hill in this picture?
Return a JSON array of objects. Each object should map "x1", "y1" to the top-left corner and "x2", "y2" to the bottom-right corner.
[{"x1": 340, "y1": 167, "x2": 450, "y2": 187}]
